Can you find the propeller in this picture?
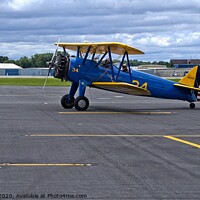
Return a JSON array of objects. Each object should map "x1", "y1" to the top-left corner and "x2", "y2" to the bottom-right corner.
[{"x1": 43, "y1": 38, "x2": 60, "y2": 90}]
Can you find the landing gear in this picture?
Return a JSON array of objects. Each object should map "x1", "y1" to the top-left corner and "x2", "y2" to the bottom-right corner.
[
  {"x1": 74, "y1": 96, "x2": 89, "y2": 111},
  {"x1": 61, "y1": 80, "x2": 89, "y2": 111},
  {"x1": 189, "y1": 102, "x2": 195, "y2": 109},
  {"x1": 61, "y1": 94, "x2": 75, "y2": 109}
]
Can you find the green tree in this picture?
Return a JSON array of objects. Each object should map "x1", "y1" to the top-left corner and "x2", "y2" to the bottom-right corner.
[
  {"x1": 1, "y1": 53, "x2": 171, "y2": 68},
  {"x1": 18, "y1": 56, "x2": 32, "y2": 68},
  {"x1": 0, "y1": 56, "x2": 9, "y2": 63},
  {"x1": 31, "y1": 53, "x2": 53, "y2": 68},
  {"x1": 130, "y1": 59, "x2": 139, "y2": 66}
]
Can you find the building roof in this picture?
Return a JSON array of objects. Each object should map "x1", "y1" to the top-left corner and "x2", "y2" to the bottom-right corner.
[
  {"x1": 170, "y1": 59, "x2": 200, "y2": 65},
  {"x1": 138, "y1": 64, "x2": 167, "y2": 69},
  {"x1": 0, "y1": 63, "x2": 22, "y2": 69}
]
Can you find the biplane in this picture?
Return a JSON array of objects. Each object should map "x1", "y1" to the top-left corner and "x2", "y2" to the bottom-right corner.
[{"x1": 46, "y1": 42, "x2": 200, "y2": 111}]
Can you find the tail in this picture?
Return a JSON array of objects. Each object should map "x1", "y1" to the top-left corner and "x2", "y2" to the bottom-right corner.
[
  {"x1": 179, "y1": 65, "x2": 200, "y2": 88},
  {"x1": 174, "y1": 65, "x2": 200, "y2": 100}
]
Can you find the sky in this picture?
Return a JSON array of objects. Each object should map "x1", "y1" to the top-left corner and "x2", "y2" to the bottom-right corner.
[{"x1": 1, "y1": 0, "x2": 200, "y2": 61}]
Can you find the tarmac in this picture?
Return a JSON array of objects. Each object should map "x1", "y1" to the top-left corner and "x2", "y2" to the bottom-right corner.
[{"x1": 0, "y1": 86, "x2": 200, "y2": 199}]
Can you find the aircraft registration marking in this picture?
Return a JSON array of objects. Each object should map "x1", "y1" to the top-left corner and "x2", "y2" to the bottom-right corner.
[
  {"x1": 72, "y1": 68, "x2": 78, "y2": 73},
  {"x1": 132, "y1": 80, "x2": 148, "y2": 90}
]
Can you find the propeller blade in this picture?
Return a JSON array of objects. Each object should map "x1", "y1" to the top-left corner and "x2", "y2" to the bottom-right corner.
[
  {"x1": 43, "y1": 38, "x2": 60, "y2": 90},
  {"x1": 42, "y1": 67, "x2": 51, "y2": 90},
  {"x1": 50, "y1": 37, "x2": 60, "y2": 63}
]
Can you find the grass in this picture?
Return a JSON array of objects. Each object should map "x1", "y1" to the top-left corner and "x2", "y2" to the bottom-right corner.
[
  {"x1": 0, "y1": 77, "x2": 71, "y2": 86},
  {"x1": 168, "y1": 78, "x2": 180, "y2": 82},
  {"x1": 0, "y1": 77, "x2": 181, "y2": 86}
]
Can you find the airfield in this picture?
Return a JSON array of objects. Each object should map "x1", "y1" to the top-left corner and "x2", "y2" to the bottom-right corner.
[{"x1": 0, "y1": 86, "x2": 200, "y2": 199}]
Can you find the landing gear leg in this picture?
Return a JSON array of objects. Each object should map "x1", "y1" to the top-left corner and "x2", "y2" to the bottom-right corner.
[
  {"x1": 61, "y1": 82, "x2": 78, "y2": 109},
  {"x1": 189, "y1": 102, "x2": 195, "y2": 109},
  {"x1": 74, "y1": 80, "x2": 89, "y2": 111}
]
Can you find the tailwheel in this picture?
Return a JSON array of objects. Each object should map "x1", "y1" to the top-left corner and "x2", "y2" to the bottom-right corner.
[
  {"x1": 74, "y1": 96, "x2": 89, "y2": 111},
  {"x1": 61, "y1": 94, "x2": 75, "y2": 109},
  {"x1": 189, "y1": 102, "x2": 195, "y2": 109}
]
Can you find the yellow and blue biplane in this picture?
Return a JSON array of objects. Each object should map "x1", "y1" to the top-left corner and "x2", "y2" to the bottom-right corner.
[{"x1": 47, "y1": 42, "x2": 200, "y2": 111}]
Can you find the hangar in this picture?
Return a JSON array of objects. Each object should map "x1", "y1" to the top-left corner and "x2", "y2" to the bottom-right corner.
[
  {"x1": 170, "y1": 59, "x2": 200, "y2": 68},
  {"x1": 0, "y1": 63, "x2": 22, "y2": 76}
]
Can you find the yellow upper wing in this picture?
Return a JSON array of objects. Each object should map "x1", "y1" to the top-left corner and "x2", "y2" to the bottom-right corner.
[{"x1": 56, "y1": 42, "x2": 144, "y2": 55}]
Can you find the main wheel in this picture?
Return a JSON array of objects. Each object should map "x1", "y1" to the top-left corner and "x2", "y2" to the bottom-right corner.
[
  {"x1": 74, "y1": 96, "x2": 89, "y2": 111},
  {"x1": 189, "y1": 102, "x2": 195, "y2": 109},
  {"x1": 61, "y1": 94, "x2": 74, "y2": 109}
]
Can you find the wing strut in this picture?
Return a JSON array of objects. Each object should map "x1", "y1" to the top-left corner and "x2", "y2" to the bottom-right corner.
[
  {"x1": 77, "y1": 46, "x2": 80, "y2": 58},
  {"x1": 126, "y1": 52, "x2": 132, "y2": 83},
  {"x1": 108, "y1": 46, "x2": 115, "y2": 81},
  {"x1": 116, "y1": 52, "x2": 126, "y2": 79},
  {"x1": 97, "y1": 52, "x2": 107, "y2": 66},
  {"x1": 82, "y1": 46, "x2": 91, "y2": 65},
  {"x1": 116, "y1": 52, "x2": 132, "y2": 83}
]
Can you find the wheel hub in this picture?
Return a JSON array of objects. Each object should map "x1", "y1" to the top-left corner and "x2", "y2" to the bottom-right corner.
[{"x1": 78, "y1": 99, "x2": 86, "y2": 108}]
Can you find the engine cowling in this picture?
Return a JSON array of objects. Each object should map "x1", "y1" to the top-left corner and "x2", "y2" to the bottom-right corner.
[{"x1": 53, "y1": 54, "x2": 69, "y2": 81}]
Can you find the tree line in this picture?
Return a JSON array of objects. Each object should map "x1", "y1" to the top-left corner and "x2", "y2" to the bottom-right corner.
[
  {"x1": 0, "y1": 54, "x2": 172, "y2": 68},
  {"x1": 0, "y1": 53, "x2": 52, "y2": 68}
]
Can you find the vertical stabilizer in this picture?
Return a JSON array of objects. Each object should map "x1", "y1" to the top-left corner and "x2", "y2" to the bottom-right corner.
[
  {"x1": 179, "y1": 66, "x2": 199, "y2": 87},
  {"x1": 177, "y1": 65, "x2": 200, "y2": 101}
]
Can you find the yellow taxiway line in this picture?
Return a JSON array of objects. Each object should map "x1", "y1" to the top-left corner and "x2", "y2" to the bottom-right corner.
[
  {"x1": 27, "y1": 134, "x2": 200, "y2": 138},
  {"x1": 26, "y1": 134, "x2": 200, "y2": 149},
  {"x1": 164, "y1": 136, "x2": 200, "y2": 149},
  {"x1": 59, "y1": 111, "x2": 172, "y2": 115},
  {"x1": 28, "y1": 134, "x2": 166, "y2": 137},
  {"x1": 0, "y1": 163, "x2": 91, "y2": 167}
]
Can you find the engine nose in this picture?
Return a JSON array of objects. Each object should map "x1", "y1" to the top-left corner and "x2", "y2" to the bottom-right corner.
[{"x1": 53, "y1": 54, "x2": 70, "y2": 81}]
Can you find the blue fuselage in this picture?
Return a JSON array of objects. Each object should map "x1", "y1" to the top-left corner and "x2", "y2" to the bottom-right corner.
[{"x1": 68, "y1": 57, "x2": 196, "y2": 102}]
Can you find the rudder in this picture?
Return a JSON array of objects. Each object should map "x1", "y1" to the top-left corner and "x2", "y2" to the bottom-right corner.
[
  {"x1": 179, "y1": 66, "x2": 200, "y2": 87},
  {"x1": 178, "y1": 65, "x2": 200, "y2": 100}
]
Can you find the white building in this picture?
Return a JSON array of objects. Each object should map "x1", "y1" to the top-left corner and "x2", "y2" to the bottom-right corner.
[{"x1": 0, "y1": 63, "x2": 22, "y2": 76}]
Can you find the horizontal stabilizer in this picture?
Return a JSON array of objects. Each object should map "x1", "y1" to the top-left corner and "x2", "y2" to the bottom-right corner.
[
  {"x1": 174, "y1": 83, "x2": 200, "y2": 91},
  {"x1": 92, "y1": 82, "x2": 151, "y2": 96}
]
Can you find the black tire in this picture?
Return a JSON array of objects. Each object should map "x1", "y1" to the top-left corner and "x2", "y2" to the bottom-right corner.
[
  {"x1": 61, "y1": 94, "x2": 74, "y2": 109},
  {"x1": 190, "y1": 103, "x2": 195, "y2": 109},
  {"x1": 74, "y1": 96, "x2": 89, "y2": 111}
]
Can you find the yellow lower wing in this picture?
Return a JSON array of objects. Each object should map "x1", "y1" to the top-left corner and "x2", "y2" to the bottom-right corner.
[{"x1": 92, "y1": 82, "x2": 151, "y2": 96}]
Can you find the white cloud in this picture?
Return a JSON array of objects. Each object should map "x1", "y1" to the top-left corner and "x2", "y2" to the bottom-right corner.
[
  {"x1": 8, "y1": 0, "x2": 43, "y2": 10},
  {"x1": 1, "y1": 0, "x2": 200, "y2": 61},
  {"x1": 136, "y1": 35, "x2": 170, "y2": 47}
]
